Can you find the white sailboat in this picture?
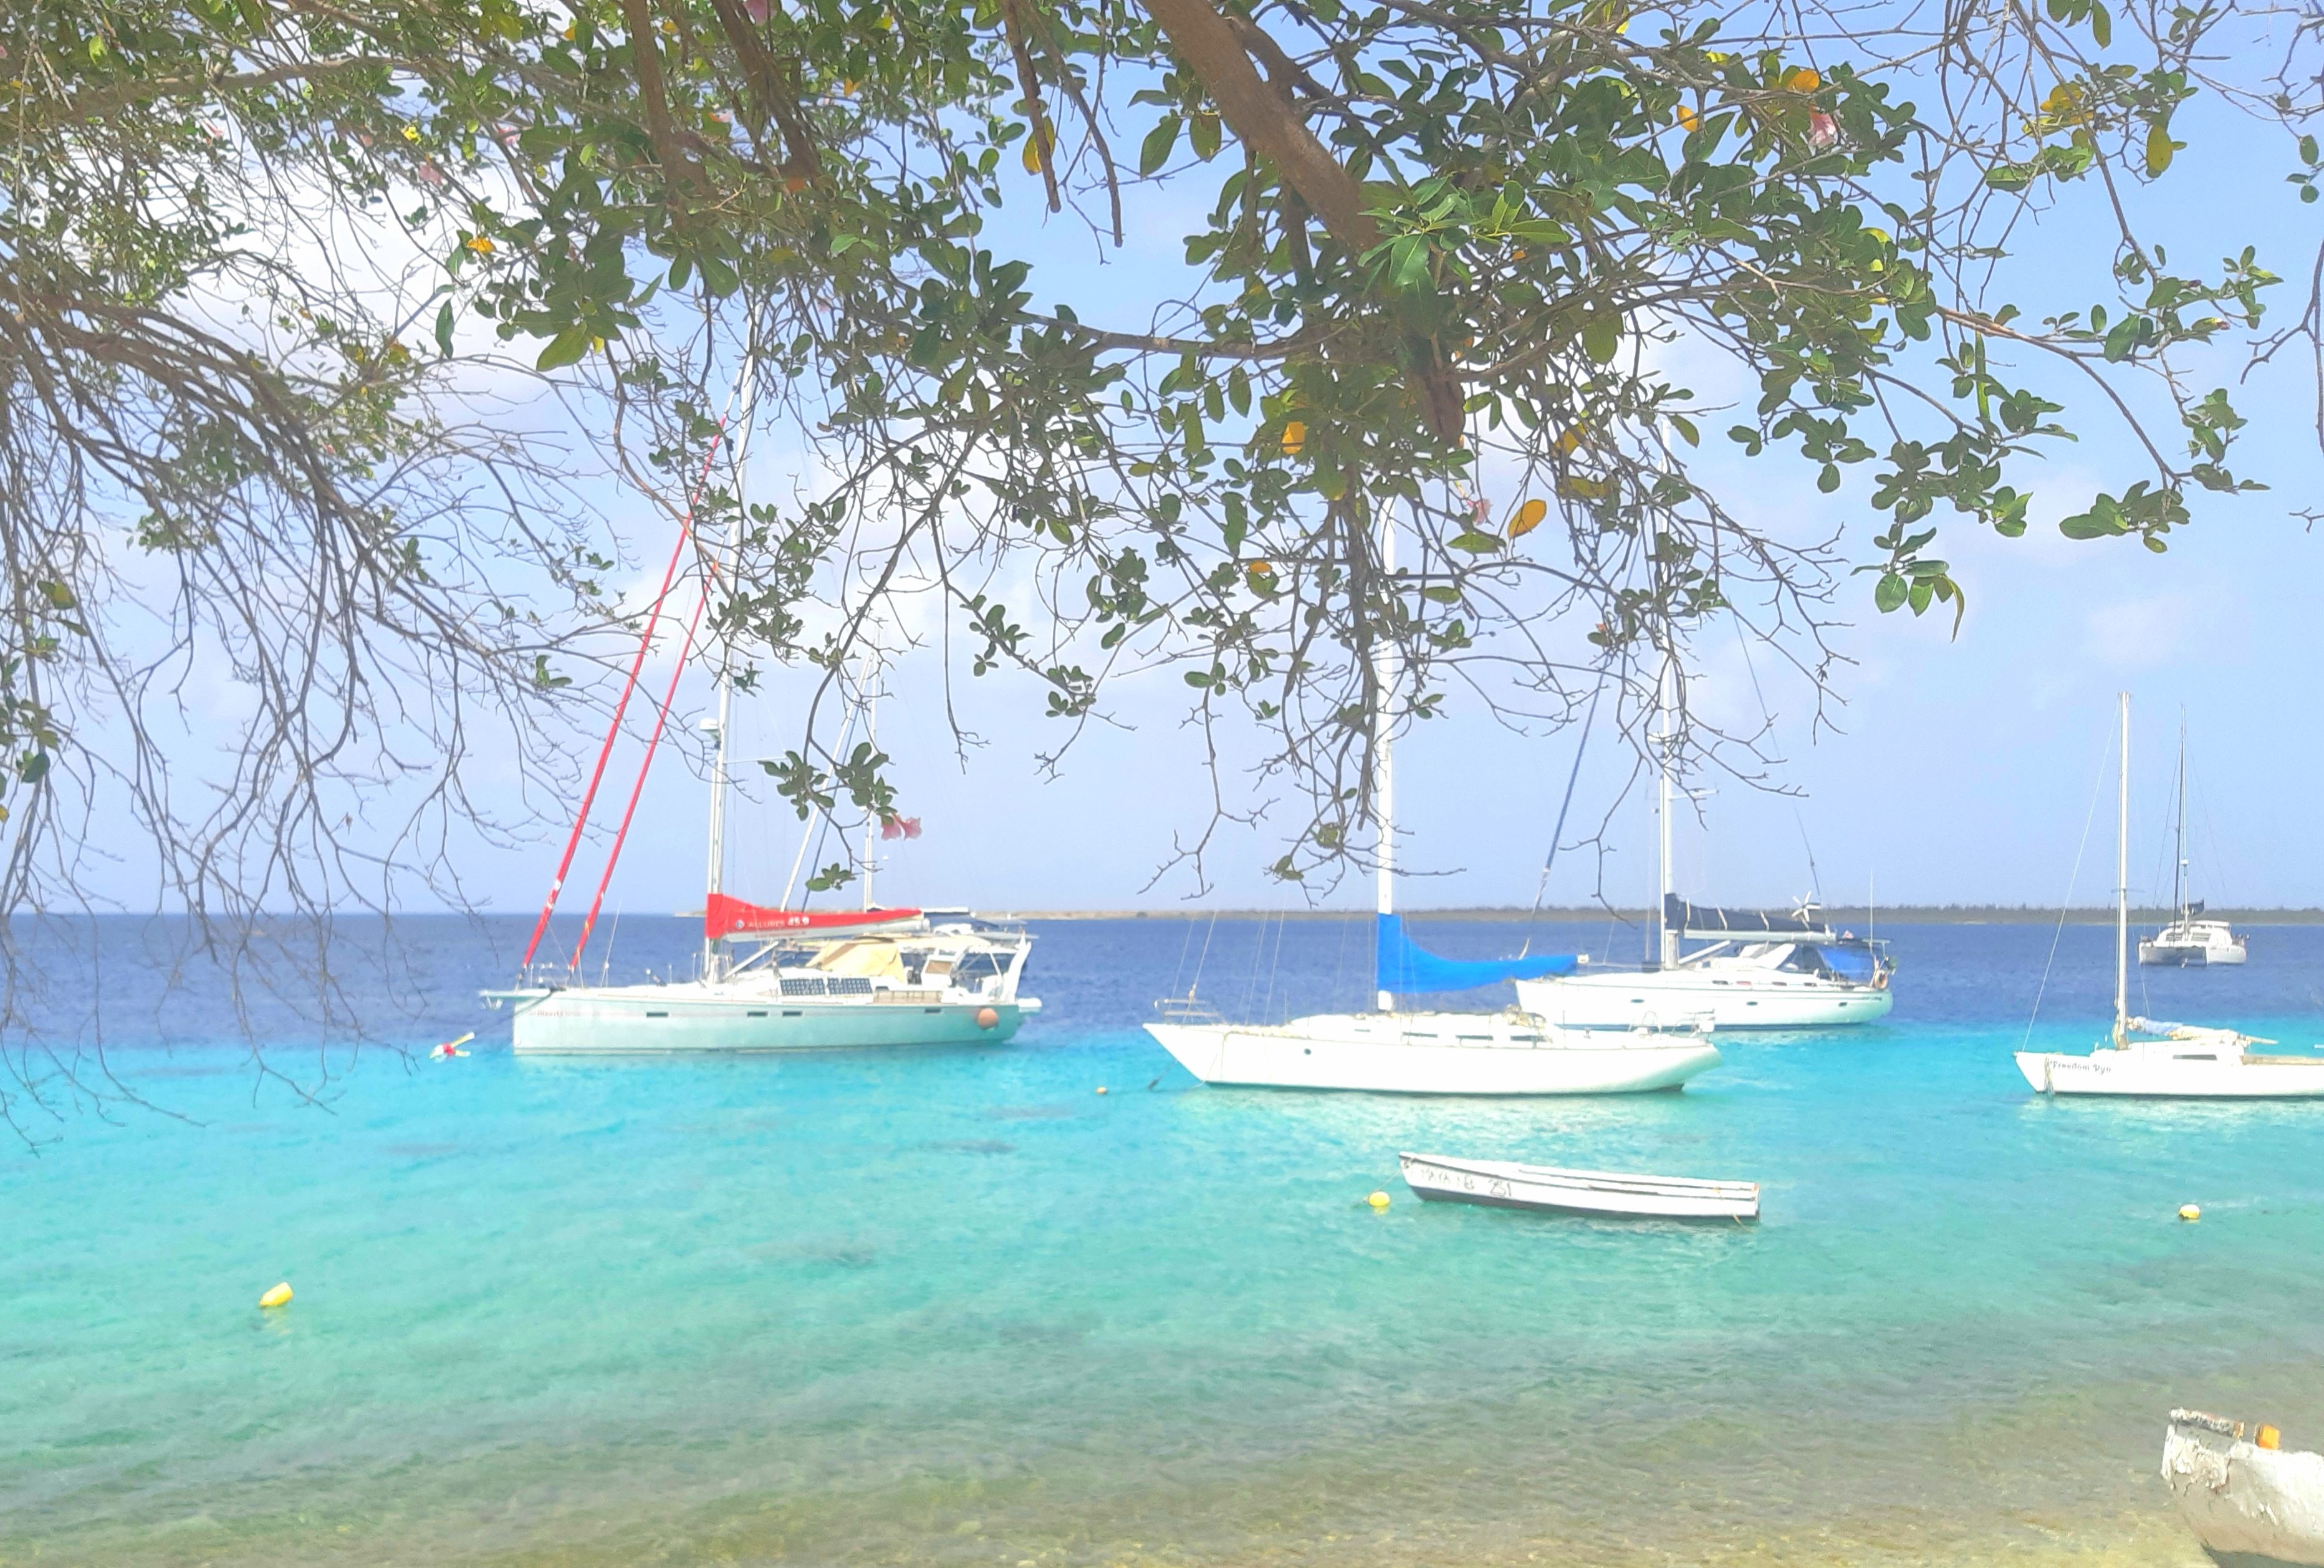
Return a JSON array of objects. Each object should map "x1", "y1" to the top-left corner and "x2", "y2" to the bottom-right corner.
[
  {"x1": 1142, "y1": 509, "x2": 1723, "y2": 1097},
  {"x1": 486, "y1": 395, "x2": 1040, "y2": 1056},
  {"x1": 1515, "y1": 655, "x2": 1892, "y2": 1030},
  {"x1": 2015, "y1": 695, "x2": 2324, "y2": 1098},
  {"x1": 2138, "y1": 718, "x2": 2247, "y2": 966}
]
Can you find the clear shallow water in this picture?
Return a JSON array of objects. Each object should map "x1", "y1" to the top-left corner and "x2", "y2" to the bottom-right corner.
[{"x1": 9, "y1": 916, "x2": 2324, "y2": 1567}]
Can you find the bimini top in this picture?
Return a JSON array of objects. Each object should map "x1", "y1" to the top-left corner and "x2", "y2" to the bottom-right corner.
[
  {"x1": 1664, "y1": 893, "x2": 1830, "y2": 937},
  {"x1": 705, "y1": 893, "x2": 923, "y2": 941},
  {"x1": 1375, "y1": 913, "x2": 1577, "y2": 994}
]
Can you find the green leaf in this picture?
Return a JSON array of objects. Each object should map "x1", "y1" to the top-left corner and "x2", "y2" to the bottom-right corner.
[
  {"x1": 2059, "y1": 507, "x2": 2127, "y2": 539},
  {"x1": 1873, "y1": 571, "x2": 1908, "y2": 612},
  {"x1": 1448, "y1": 531, "x2": 1502, "y2": 554},
  {"x1": 434, "y1": 301, "x2": 456, "y2": 357},
  {"x1": 535, "y1": 325, "x2": 592, "y2": 371},
  {"x1": 1582, "y1": 313, "x2": 1620, "y2": 365},
  {"x1": 1139, "y1": 115, "x2": 1181, "y2": 176},
  {"x1": 1189, "y1": 110, "x2": 1222, "y2": 161}
]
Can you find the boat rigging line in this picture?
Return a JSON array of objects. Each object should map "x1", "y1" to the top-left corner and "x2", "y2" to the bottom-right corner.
[
  {"x1": 521, "y1": 356, "x2": 758, "y2": 973},
  {"x1": 2022, "y1": 711, "x2": 2119, "y2": 1052},
  {"x1": 1519, "y1": 669, "x2": 1607, "y2": 958}
]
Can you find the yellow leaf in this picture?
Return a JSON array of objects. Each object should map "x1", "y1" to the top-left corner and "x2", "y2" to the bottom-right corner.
[
  {"x1": 401, "y1": 125, "x2": 421, "y2": 142},
  {"x1": 1280, "y1": 420, "x2": 1306, "y2": 455},
  {"x1": 1783, "y1": 66, "x2": 1821, "y2": 92},
  {"x1": 1510, "y1": 498, "x2": 1549, "y2": 538},
  {"x1": 1674, "y1": 104, "x2": 1700, "y2": 132},
  {"x1": 2144, "y1": 120, "x2": 2176, "y2": 176},
  {"x1": 1021, "y1": 125, "x2": 1055, "y2": 174},
  {"x1": 465, "y1": 235, "x2": 495, "y2": 254},
  {"x1": 1246, "y1": 559, "x2": 1275, "y2": 577},
  {"x1": 1554, "y1": 426, "x2": 1583, "y2": 456}
]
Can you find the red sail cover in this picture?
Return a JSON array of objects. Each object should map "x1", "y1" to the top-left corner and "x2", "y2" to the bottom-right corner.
[{"x1": 704, "y1": 893, "x2": 921, "y2": 941}]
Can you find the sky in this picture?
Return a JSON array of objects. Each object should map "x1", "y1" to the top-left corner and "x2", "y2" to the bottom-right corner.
[
  {"x1": 479, "y1": 79, "x2": 2322, "y2": 923},
  {"x1": 72, "y1": 40, "x2": 2324, "y2": 923}
]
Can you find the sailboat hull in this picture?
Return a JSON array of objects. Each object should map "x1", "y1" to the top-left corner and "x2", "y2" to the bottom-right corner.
[
  {"x1": 2015, "y1": 1048, "x2": 2324, "y2": 1098},
  {"x1": 503, "y1": 986, "x2": 1031, "y2": 1054},
  {"x1": 1145, "y1": 1013, "x2": 1721, "y2": 1095},
  {"x1": 1517, "y1": 969, "x2": 1890, "y2": 1029}
]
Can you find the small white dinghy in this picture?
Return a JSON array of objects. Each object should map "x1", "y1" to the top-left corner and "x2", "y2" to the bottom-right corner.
[
  {"x1": 1398, "y1": 1152, "x2": 1759, "y2": 1221},
  {"x1": 2162, "y1": 1409, "x2": 2324, "y2": 1567}
]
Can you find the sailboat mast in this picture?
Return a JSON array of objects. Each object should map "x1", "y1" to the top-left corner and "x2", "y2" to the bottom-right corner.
[
  {"x1": 862, "y1": 673, "x2": 880, "y2": 913},
  {"x1": 2115, "y1": 691, "x2": 2130, "y2": 1045},
  {"x1": 702, "y1": 357, "x2": 758, "y2": 980},
  {"x1": 1654, "y1": 646, "x2": 1678, "y2": 969},
  {"x1": 703, "y1": 678, "x2": 734, "y2": 976},
  {"x1": 1374, "y1": 502, "x2": 1398, "y2": 1015},
  {"x1": 2174, "y1": 715, "x2": 2188, "y2": 925}
]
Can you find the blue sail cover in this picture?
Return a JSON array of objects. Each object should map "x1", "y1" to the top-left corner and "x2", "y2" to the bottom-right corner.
[
  {"x1": 1820, "y1": 940, "x2": 1880, "y2": 984},
  {"x1": 1375, "y1": 914, "x2": 1578, "y2": 994}
]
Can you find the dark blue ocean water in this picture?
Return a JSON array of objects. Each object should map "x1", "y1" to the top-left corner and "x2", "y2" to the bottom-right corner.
[{"x1": 8, "y1": 916, "x2": 2323, "y2": 1567}]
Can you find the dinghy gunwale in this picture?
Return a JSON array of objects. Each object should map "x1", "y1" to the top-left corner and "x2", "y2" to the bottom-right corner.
[{"x1": 1398, "y1": 1152, "x2": 1761, "y2": 1221}]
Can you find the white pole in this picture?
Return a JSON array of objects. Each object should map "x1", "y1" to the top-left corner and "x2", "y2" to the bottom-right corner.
[
  {"x1": 1655, "y1": 647, "x2": 1678, "y2": 969},
  {"x1": 2115, "y1": 691, "x2": 2130, "y2": 1045},
  {"x1": 1374, "y1": 503, "x2": 1398, "y2": 1014},
  {"x1": 702, "y1": 354, "x2": 757, "y2": 980},
  {"x1": 862, "y1": 671, "x2": 880, "y2": 913}
]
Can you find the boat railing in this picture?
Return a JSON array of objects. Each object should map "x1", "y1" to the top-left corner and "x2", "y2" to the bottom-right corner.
[{"x1": 1153, "y1": 994, "x2": 1225, "y2": 1024}]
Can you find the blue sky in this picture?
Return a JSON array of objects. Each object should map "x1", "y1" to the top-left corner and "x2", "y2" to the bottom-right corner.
[{"x1": 133, "y1": 60, "x2": 2319, "y2": 924}]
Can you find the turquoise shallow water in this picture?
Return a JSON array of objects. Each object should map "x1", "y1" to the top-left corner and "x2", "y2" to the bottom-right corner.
[{"x1": 9, "y1": 916, "x2": 2324, "y2": 1567}]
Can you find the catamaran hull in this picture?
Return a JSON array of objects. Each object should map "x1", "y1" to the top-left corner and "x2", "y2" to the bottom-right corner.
[
  {"x1": 2164, "y1": 1416, "x2": 2324, "y2": 1567},
  {"x1": 507, "y1": 990, "x2": 1029, "y2": 1054},
  {"x1": 1145, "y1": 1017, "x2": 1720, "y2": 1095},
  {"x1": 2139, "y1": 939, "x2": 2248, "y2": 966},
  {"x1": 2015, "y1": 1050, "x2": 2324, "y2": 1097},
  {"x1": 1515, "y1": 971, "x2": 1891, "y2": 1029}
]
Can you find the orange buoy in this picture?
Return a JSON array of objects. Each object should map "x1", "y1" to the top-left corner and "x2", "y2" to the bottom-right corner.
[
  {"x1": 2259, "y1": 1425, "x2": 2283, "y2": 1450},
  {"x1": 975, "y1": 1006, "x2": 1000, "y2": 1030}
]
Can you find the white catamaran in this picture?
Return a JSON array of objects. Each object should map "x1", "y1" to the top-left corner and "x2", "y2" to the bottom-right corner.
[
  {"x1": 2015, "y1": 695, "x2": 2324, "y2": 1099},
  {"x1": 1515, "y1": 657, "x2": 1892, "y2": 1031},
  {"x1": 1143, "y1": 509, "x2": 1723, "y2": 1097},
  {"x1": 2138, "y1": 716, "x2": 2247, "y2": 966}
]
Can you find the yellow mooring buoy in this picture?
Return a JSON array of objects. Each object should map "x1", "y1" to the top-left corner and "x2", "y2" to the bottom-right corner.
[
  {"x1": 2179, "y1": 1204, "x2": 2202, "y2": 1222},
  {"x1": 1367, "y1": 1191, "x2": 1391, "y2": 1210},
  {"x1": 258, "y1": 1281, "x2": 293, "y2": 1309}
]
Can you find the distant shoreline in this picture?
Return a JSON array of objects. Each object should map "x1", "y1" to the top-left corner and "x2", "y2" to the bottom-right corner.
[{"x1": 989, "y1": 905, "x2": 2324, "y2": 925}]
